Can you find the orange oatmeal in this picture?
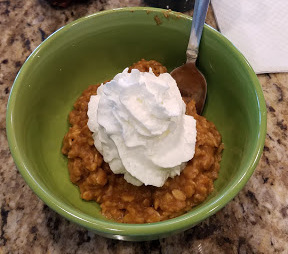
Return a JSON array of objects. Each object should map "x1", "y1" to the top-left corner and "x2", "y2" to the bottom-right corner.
[{"x1": 62, "y1": 59, "x2": 223, "y2": 224}]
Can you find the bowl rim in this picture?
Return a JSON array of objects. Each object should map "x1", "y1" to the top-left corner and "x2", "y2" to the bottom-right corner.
[{"x1": 6, "y1": 7, "x2": 267, "y2": 239}]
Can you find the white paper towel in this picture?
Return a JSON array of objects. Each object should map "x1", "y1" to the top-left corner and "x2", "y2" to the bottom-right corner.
[{"x1": 211, "y1": 0, "x2": 288, "y2": 74}]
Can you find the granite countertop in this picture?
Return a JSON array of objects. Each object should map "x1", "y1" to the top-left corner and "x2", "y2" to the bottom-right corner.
[{"x1": 0, "y1": 1, "x2": 288, "y2": 253}]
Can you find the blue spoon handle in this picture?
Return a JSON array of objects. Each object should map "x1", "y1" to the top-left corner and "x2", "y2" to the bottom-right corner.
[{"x1": 186, "y1": 0, "x2": 210, "y2": 63}]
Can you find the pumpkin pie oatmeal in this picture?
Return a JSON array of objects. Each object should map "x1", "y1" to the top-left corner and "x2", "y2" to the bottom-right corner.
[{"x1": 62, "y1": 59, "x2": 223, "y2": 223}]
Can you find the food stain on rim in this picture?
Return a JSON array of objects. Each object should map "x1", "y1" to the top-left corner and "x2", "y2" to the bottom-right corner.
[{"x1": 154, "y1": 15, "x2": 163, "y2": 25}]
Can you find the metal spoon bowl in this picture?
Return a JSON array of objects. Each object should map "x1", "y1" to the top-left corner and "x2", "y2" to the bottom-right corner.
[{"x1": 171, "y1": 0, "x2": 210, "y2": 114}]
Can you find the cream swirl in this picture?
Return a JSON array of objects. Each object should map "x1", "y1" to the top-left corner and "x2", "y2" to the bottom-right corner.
[{"x1": 87, "y1": 68, "x2": 197, "y2": 187}]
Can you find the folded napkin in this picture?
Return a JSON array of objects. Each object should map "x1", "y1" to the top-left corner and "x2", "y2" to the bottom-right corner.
[{"x1": 211, "y1": 0, "x2": 288, "y2": 74}]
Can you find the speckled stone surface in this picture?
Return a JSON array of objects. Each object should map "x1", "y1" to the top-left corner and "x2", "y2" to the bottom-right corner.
[{"x1": 0, "y1": 1, "x2": 288, "y2": 253}]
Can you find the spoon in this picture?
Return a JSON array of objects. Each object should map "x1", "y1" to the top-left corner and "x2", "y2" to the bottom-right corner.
[{"x1": 171, "y1": 0, "x2": 210, "y2": 114}]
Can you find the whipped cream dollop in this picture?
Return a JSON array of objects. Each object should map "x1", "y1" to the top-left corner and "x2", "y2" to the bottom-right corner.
[{"x1": 87, "y1": 68, "x2": 197, "y2": 187}]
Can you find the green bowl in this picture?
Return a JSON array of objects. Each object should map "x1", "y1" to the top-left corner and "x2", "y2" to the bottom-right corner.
[{"x1": 6, "y1": 7, "x2": 266, "y2": 241}]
